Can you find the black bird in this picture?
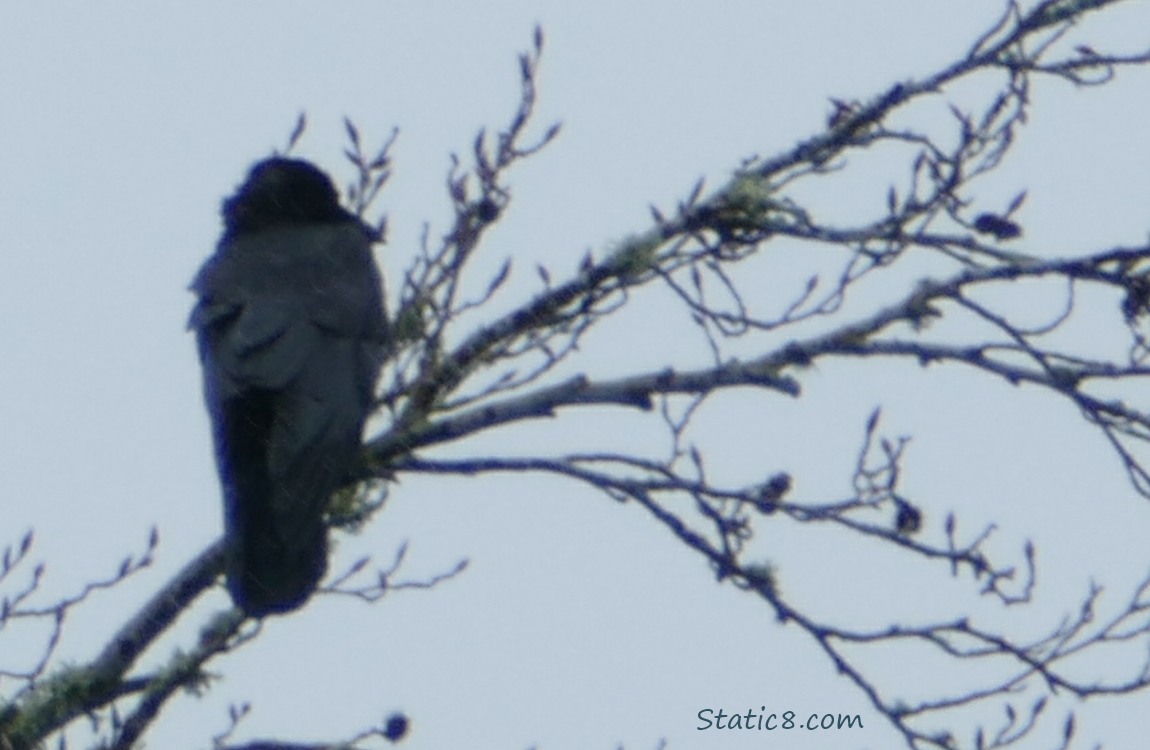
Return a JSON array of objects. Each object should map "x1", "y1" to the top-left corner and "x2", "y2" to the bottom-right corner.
[{"x1": 189, "y1": 158, "x2": 387, "y2": 616}]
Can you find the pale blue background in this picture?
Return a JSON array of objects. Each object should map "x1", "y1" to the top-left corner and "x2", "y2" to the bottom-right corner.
[{"x1": 2, "y1": 2, "x2": 1149, "y2": 749}]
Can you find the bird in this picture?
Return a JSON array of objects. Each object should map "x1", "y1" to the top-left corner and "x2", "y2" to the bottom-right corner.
[{"x1": 189, "y1": 157, "x2": 387, "y2": 616}]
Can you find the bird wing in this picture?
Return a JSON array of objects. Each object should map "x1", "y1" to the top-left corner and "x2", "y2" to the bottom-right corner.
[
  {"x1": 189, "y1": 222, "x2": 386, "y2": 397},
  {"x1": 189, "y1": 221, "x2": 386, "y2": 615}
]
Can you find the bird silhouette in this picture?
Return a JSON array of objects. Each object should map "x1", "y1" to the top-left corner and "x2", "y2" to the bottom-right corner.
[{"x1": 190, "y1": 158, "x2": 386, "y2": 616}]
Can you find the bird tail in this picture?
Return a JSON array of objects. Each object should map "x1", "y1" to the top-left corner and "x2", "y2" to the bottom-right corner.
[
  {"x1": 225, "y1": 486, "x2": 328, "y2": 617},
  {"x1": 217, "y1": 390, "x2": 335, "y2": 617}
]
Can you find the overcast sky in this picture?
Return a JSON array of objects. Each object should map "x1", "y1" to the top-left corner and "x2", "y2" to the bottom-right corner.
[{"x1": 2, "y1": 2, "x2": 1150, "y2": 749}]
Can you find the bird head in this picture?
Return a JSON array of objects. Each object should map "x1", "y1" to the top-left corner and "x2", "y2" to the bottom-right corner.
[{"x1": 221, "y1": 157, "x2": 354, "y2": 237}]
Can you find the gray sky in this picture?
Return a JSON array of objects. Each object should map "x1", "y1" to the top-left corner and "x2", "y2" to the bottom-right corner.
[{"x1": 2, "y1": 2, "x2": 1150, "y2": 749}]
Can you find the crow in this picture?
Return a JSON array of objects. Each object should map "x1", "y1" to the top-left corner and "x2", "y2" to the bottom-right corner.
[{"x1": 189, "y1": 157, "x2": 386, "y2": 616}]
